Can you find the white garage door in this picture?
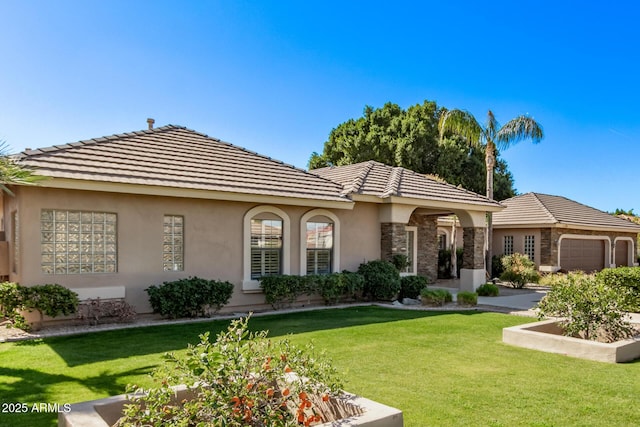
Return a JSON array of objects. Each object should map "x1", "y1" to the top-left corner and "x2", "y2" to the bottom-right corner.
[{"x1": 560, "y1": 239, "x2": 605, "y2": 272}]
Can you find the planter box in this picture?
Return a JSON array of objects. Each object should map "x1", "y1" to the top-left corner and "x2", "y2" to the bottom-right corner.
[
  {"x1": 503, "y1": 319, "x2": 640, "y2": 363},
  {"x1": 59, "y1": 384, "x2": 403, "y2": 427}
]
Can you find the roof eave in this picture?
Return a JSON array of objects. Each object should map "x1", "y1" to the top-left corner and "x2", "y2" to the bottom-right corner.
[{"x1": 30, "y1": 178, "x2": 355, "y2": 210}]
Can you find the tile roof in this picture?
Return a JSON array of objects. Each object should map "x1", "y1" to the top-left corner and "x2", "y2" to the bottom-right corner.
[
  {"x1": 311, "y1": 161, "x2": 502, "y2": 208},
  {"x1": 18, "y1": 125, "x2": 350, "y2": 203},
  {"x1": 492, "y1": 192, "x2": 640, "y2": 231}
]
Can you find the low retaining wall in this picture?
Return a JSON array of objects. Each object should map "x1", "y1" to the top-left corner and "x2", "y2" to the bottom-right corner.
[
  {"x1": 503, "y1": 319, "x2": 640, "y2": 363},
  {"x1": 59, "y1": 385, "x2": 404, "y2": 427}
]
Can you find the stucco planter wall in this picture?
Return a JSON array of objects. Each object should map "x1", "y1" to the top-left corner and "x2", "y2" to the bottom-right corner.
[
  {"x1": 59, "y1": 384, "x2": 404, "y2": 427},
  {"x1": 503, "y1": 319, "x2": 640, "y2": 363}
]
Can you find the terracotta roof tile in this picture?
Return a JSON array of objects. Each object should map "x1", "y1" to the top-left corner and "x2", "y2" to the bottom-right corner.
[{"x1": 493, "y1": 192, "x2": 640, "y2": 231}]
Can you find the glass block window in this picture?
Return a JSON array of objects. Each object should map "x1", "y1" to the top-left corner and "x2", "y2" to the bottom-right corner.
[
  {"x1": 163, "y1": 215, "x2": 184, "y2": 271},
  {"x1": 306, "y1": 222, "x2": 333, "y2": 275},
  {"x1": 41, "y1": 210, "x2": 117, "y2": 274},
  {"x1": 504, "y1": 235, "x2": 514, "y2": 255},
  {"x1": 11, "y1": 211, "x2": 18, "y2": 274},
  {"x1": 524, "y1": 235, "x2": 535, "y2": 260},
  {"x1": 251, "y1": 219, "x2": 282, "y2": 279}
]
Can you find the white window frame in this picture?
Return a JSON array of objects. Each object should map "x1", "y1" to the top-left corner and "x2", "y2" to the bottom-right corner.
[
  {"x1": 300, "y1": 209, "x2": 340, "y2": 276},
  {"x1": 243, "y1": 206, "x2": 290, "y2": 292},
  {"x1": 401, "y1": 226, "x2": 418, "y2": 276}
]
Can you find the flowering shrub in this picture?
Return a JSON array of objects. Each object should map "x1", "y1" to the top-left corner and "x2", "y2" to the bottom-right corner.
[
  {"x1": 119, "y1": 315, "x2": 357, "y2": 426},
  {"x1": 499, "y1": 253, "x2": 540, "y2": 288}
]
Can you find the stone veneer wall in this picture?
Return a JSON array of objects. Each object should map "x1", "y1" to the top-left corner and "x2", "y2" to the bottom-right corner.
[
  {"x1": 409, "y1": 214, "x2": 438, "y2": 282},
  {"x1": 540, "y1": 228, "x2": 553, "y2": 266},
  {"x1": 462, "y1": 227, "x2": 485, "y2": 270},
  {"x1": 380, "y1": 223, "x2": 408, "y2": 262}
]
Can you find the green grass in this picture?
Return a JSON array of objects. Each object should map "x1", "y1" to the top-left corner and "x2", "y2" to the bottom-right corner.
[{"x1": 1, "y1": 307, "x2": 639, "y2": 426}]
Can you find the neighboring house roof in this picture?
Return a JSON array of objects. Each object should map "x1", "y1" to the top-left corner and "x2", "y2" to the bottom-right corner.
[
  {"x1": 493, "y1": 192, "x2": 640, "y2": 232},
  {"x1": 18, "y1": 125, "x2": 350, "y2": 204},
  {"x1": 311, "y1": 161, "x2": 502, "y2": 209}
]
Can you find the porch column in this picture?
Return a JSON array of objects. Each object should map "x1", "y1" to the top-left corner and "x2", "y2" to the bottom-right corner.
[
  {"x1": 380, "y1": 223, "x2": 407, "y2": 262},
  {"x1": 460, "y1": 227, "x2": 486, "y2": 291},
  {"x1": 411, "y1": 214, "x2": 438, "y2": 282}
]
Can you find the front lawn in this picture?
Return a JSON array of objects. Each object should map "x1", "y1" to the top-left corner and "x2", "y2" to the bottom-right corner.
[{"x1": 0, "y1": 307, "x2": 638, "y2": 426}]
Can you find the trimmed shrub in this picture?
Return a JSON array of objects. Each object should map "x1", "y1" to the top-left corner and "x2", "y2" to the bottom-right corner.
[
  {"x1": 596, "y1": 267, "x2": 640, "y2": 312},
  {"x1": 0, "y1": 282, "x2": 29, "y2": 329},
  {"x1": 312, "y1": 271, "x2": 365, "y2": 305},
  {"x1": 500, "y1": 253, "x2": 540, "y2": 288},
  {"x1": 537, "y1": 272, "x2": 634, "y2": 342},
  {"x1": 1, "y1": 283, "x2": 79, "y2": 331},
  {"x1": 357, "y1": 260, "x2": 401, "y2": 301},
  {"x1": 260, "y1": 275, "x2": 308, "y2": 309},
  {"x1": 399, "y1": 275, "x2": 428, "y2": 300},
  {"x1": 420, "y1": 288, "x2": 452, "y2": 306},
  {"x1": 146, "y1": 277, "x2": 234, "y2": 318},
  {"x1": 457, "y1": 291, "x2": 478, "y2": 306},
  {"x1": 476, "y1": 283, "x2": 499, "y2": 297}
]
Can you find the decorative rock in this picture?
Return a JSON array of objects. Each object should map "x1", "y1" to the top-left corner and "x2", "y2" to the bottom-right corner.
[{"x1": 402, "y1": 298, "x2": 421, "y2": 305}]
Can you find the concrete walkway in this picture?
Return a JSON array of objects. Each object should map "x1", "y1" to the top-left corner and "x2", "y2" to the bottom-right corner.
[{"x1": 430, "y1": 285, "x2": 547, "y2": 312}]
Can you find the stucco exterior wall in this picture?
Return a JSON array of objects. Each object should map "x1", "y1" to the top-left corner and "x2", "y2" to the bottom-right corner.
[
  {"x1": 11, "y1": 187, "x2": 380, "y2": 314},
  {"x1": 492, "y1": 228, "x2": 542, "y2": 266},
  {"x1": 493, "y1": 226, "x2": 639, "y2": 270}
]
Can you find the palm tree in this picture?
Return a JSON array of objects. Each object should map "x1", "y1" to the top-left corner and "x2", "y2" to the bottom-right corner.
[
  {"x1": 438, "y1": 110, "x2": 544, "y2": 275},
  {"x1": 0, "y1": 141, "x2": 45, "y2": 195}
]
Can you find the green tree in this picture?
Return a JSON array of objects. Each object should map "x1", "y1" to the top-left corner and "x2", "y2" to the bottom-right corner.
[
  {"x1": 309, "y1": 102, "x2": 516, "y2": 200},
  {"x1": 0, "y1": 141, "x2": 45, "y2": 195},
  {"x1": 438, "y1": 110, "x2": 544, "y2": 273}
]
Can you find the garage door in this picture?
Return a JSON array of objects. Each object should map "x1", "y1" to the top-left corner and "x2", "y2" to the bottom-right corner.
[
  {"x1": 560, "y1": 239, "x2": 605, "y2": 272},
  {"x1": 615, "y1": 240, "x2": 629, "y2": 267}
]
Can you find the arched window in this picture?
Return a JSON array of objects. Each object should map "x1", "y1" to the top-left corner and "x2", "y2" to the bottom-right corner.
[
  {"x1": 243, "y1": 206, "x2": 290, "y2": 292},
  {"x1": 300, "y1": 210, "x2": 340, "y2": 276}
]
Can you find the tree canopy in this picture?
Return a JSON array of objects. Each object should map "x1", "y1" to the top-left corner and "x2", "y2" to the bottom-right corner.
[{"x1": 308, "y1": 101, "x2": 516, "y2": 201}]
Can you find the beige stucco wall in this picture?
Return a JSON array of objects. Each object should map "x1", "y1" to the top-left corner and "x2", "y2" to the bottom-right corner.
[
  {"x1": 492, "y1": 228, "x2": 542, "y2": 266},
  {"x1": 10, "y1": 186, "x2": 380, "y2": 314}
]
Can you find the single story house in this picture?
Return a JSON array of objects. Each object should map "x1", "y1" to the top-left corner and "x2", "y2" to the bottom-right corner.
[
  {"x1": 0, "y1": 123, "x2": 501, "y2": 314},
  {"x1": 491, "y1": 192, "x2": 640, "y2": 272}
]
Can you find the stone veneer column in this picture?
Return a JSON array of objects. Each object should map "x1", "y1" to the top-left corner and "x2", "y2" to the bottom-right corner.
[
  {"x1": 460, "y1": 227, "x2": 486, "y2": 291},
  {"x1": 412, "y1": 214, "x2": 438, "y2": 282},
  {"x1": 540, "y1": 228, "x2": 554, "y2": 268},
  {"x1": 380, "y1": 223, "x2": 408, "y2": 262}
]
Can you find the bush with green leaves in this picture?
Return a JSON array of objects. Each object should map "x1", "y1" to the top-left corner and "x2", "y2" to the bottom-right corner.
[
  {"x1": 420, "y1": 288, "x2": 453, "y2": 306},
  {"x1": 0, "y1": 282, "x2": 29, "y2": 329},
  {"x1": 120, "y1": 315, "x2": 353, "y2": 427},
  {"x1": 596, "y1": 267, "x2": 640, "y2": 312},
  {"x1": 499, "y1": 253, "x2": 540, "y2": 288},
  {"x1": 437, "y1": 248, "x2": 464, "y2": 279},
  {"x1": 399, "y1": 275, "x2": 428, "y2": 300},
  {"x1": 491, "y1": 255, "x2": 505, "y2": 279},
  {"x1": 310, "y1": 272, "x2": 365, "y2": 305},
  {"x1": 536, "y1": 272, "x2": 635, "y2": 342},
  {"x1": 357, "y1": 260, "x2": 401, "y2": 301},
  {"x1": 0, "y1": 282, "x2": 79, "y2": 331},
  {"x1": 260, "y1": 275, "x2": 309, "y2": 309},
  {"x1": 146, "y1": 277, "x2": 234, "y2": 319},
  {"x1": 457, "y1": 291, "x2": 478, "y2": 306},
  {"x1": 476, "y1": 283, "x2": 499, "y2": 297}
]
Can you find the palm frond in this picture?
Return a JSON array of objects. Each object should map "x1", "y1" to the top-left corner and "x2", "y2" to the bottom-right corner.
[
  {"x1": 496, "y1": 116, "x2": 544, "y2": 150},
  {"x1": 438, "y1": 109, "x2": 483, "y2": 147},
  {"x1": 0, "y1": 140, "x2": 47, "y2": 195}
]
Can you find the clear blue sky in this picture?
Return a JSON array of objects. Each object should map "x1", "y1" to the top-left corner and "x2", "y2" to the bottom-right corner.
[{"x1": 1, "y1": 1, "x2": 639, "y2": 213}]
